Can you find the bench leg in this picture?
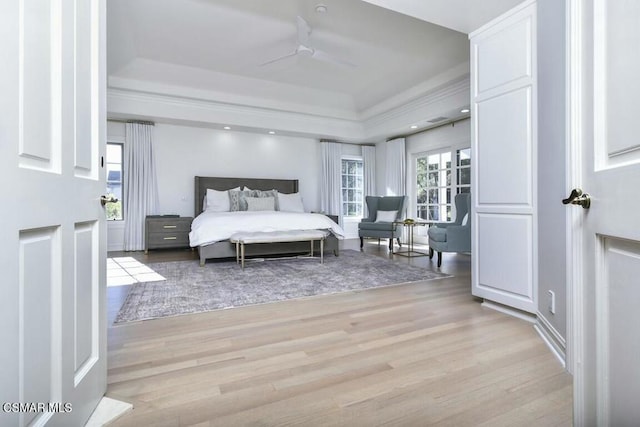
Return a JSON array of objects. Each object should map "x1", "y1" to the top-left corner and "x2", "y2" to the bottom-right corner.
[
  {"x1": 235, "y1": 241, "x2": 239, "y2": 264},
  {"x1": 321, "y1": 239, "x2": 324, "y2": 264},
  {"x1": 310, "y1": 240, "x2": 314, "y2": 257},
  {"x1": 241, "y1": 243, "x2": 245, "y2": 270}
]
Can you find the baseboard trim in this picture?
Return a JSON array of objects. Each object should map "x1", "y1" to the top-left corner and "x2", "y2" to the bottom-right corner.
[
  {"x1": 480, "y1": 300, "x2": 537, "y2": 323},
  {"x1": 534, "y1": 312, "x2": 567, "y2": 368}
]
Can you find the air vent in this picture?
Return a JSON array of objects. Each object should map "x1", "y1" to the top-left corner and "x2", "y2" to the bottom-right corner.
[{"x1": 427, "y1": 116, "x2": 448, "y2": 123}]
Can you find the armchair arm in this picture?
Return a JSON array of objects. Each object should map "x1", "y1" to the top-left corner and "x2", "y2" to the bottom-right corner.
[
  {"x1": 430, "y1": 221, "x2": 454, "y2": 228},
  {"x1": 442, "y1": 225, "x2": 471, "y2": 252}
]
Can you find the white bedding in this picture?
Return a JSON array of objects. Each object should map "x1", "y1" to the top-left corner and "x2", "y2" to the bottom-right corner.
[{"x1": 189, "y1": 211, "x2": 345, "y2": 247}]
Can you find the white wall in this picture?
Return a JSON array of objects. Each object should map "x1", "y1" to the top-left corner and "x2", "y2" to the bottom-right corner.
[
  {"x1": 107, "y1": 121, "x2": 323, "y2": 251},
  {"x1": 537, "y1": 0, "x2": 567, "y2": 339},
  {"x1": 153, "y1": 123, "x2": 321, "y2": 217}
]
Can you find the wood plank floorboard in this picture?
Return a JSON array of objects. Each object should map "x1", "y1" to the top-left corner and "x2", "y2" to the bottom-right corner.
[{"x1": 107, "y1": 240, "x2": 572, "y2": 426}]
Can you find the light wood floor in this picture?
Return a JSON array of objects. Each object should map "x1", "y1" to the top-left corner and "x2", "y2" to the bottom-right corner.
[{"x1": 106, "y1": 240, "x2": 572, "y2": 426}]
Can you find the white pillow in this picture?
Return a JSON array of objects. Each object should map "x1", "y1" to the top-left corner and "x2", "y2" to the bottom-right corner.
[
  {"x1": 277, "y1": 192, "x2": 304, "y2": 212},
  {"x1": 375, "y1": 210, "x2": 398, "y2": 222},
  {"x1": 461, "y1": 213, "x2": 469, "y2": 226},
  {"x1": 246, "y1": 196, "x2": 275, "y2": 211},
  {"x1": 204, "y1": 187, "x2": 240, "y2": 212},
  {"x1": 243, "y1": 186, "x2": 253, "y2": 191}
]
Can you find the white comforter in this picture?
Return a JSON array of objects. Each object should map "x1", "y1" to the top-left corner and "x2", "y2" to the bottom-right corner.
[{"x1": 189, "y1": 211, "x2": 345, "y2": 247}]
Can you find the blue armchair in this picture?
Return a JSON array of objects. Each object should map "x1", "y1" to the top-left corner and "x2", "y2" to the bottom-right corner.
[
  {"x1": 359, "y1": 196, "x2": 407, "y2": 250},
  {"x1": 427, "y1": 193, "x2": 471, "y2": 267}
]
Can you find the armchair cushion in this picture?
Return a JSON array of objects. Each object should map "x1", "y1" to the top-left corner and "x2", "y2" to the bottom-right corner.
[
  {"x1": 358, "y1": 222, "x2": 397, "y2": 232},
  {"x1": 375, "y1": 210, "x2": 398, "y2": 222}
]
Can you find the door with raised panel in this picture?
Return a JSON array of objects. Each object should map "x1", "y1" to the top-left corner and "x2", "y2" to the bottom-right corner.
[
  {"x1": 0, "y1": 0, "x2": 107, "y2": 426},
  {"x1": 470, "y1": 1, "x2": 538, "y2": 313},
  {"x1": 569, "y1": 0, "x2": 640, "y2": 424}
]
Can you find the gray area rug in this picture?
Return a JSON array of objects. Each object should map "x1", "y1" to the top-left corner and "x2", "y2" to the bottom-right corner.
[{"x1": 114, "y1": 250, "x2": 450, "y2": 323}]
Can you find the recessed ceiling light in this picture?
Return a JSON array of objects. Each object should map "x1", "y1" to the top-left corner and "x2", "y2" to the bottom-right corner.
[
  {"x1": 315, "y1": 4, "x2": 328, "y2": 13},
  {"x1": 223, "y1": 126, "x2": 231, "y2": 130},
  {"x1": 410, "y1": 125, "x2": 418, "y2": 129},
  {"x1": 461, "y1": 108, "x2": 470, "y2": 113},
  {"x1": 268, "y1": 131, "x2": 276, "y2": 135}
]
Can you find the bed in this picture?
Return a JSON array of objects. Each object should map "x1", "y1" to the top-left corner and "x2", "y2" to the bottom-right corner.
[{"x1": 191, "y1": 176, "x2": 344, "y2": 265}]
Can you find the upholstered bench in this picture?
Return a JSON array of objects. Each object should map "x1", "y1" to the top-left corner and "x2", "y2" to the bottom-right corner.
[{"x1": 229, "y1": 230, "x2": 328, "y2": 270}]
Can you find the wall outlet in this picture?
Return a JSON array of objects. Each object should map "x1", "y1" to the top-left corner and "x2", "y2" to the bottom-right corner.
[{"x1": 547, "y1": 290, "x2": 556, "y2": 314}]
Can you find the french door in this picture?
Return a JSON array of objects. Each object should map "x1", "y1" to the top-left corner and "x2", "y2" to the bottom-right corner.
[{"x1": 413, "y1": 147, "x2": 470, "y2": 243}]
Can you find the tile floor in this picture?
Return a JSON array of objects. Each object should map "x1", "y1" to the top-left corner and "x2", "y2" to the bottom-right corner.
[{"x1": 107, "y1": 257, "x2": 165, "y2": 287}]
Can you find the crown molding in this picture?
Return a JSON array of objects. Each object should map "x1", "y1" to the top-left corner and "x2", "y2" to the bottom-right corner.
[
  {"x1": 108, "y1": 75, "x2": 358, "y2": 121},
  {"x1": 107, "y1": 74, "x2": 470, "y2": 142},
  {"x1": 363, "y1": 76, "x2": 470, "y2": 139},
  {"x1": 107, "y1": 88, "x2": 364, "y2": 140}
]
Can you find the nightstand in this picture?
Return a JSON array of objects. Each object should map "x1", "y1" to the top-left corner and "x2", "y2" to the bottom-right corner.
[
  {"x1": 145, "y1": 216, "x2": 193, "y2": 253},
  {"x1": 325, "y1": 214, "x2": 339, "y2": 224}
]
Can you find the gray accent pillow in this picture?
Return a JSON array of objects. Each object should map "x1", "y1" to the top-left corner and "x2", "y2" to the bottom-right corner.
[
  {"x1": 246, "y1": 197, "x2": 276, "y2": 211},
  {"x1": 228, "y1": 190, "x2": 254, "y2": 211},
  {"x1": 229, "y1": 189, "x2": 280, "y2": 211},
  {"x1": 255, "y1": 189, "x2": 279, "y2": 210}
]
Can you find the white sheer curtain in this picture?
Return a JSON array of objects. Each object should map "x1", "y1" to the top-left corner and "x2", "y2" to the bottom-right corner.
[
  {"x1": 362, "y1": 145, "x2": 376, "y2": 217},
  {"x1": 124, "y1": 123, "x2": 159, "y2": 251},
  {"x1": 385, "y1": 137, "x2": 406, "y2": 196},
  {"x1": 320, "y1": 141, "x2": 342, "y2": 217}
]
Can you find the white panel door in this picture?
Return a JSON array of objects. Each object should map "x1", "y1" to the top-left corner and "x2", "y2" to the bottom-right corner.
[
  {"x1": 569, "y1": 0, "x2": 640, "y2": 424},
  {"x1": 0, "y1": 0, "x2": 107, "y2": 426},
  {"x1": 470, "y1": 0, "x2": 538, "y2": 313}
]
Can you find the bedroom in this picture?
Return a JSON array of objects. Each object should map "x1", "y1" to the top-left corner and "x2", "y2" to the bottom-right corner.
[
  {"x1": 101, "y1": 0, "x2": 571, "y2": 424},
  {"x1": 5, "y1": 0, "x2": 640, "y2": 425}
]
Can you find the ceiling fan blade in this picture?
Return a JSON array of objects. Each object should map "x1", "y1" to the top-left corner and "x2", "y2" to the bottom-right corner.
[
  {"x1": 296, "y1": 16, "x2": 311, "y2": 47},
  {"x1": 312, "y1": 49, "x2": 356, "y2": 68},
  {"x1": 259, "y1": 51, "x2": 297, "y2": 66}
]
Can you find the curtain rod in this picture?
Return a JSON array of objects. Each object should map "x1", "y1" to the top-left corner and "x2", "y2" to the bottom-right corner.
[
  {"x1": 386, "y1": 116, "x2": 470, "y2": 142},
  {"x1": 320, "y1": 139, "x2": 376, "y2": 147},
  {"x1": 107, "y1": 118, "x2": 155, "y2": 126}
]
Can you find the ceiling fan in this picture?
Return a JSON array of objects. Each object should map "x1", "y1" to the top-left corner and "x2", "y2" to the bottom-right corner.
[{"x1": 260, "y1": 16, "x2": 356, "y2": 68}]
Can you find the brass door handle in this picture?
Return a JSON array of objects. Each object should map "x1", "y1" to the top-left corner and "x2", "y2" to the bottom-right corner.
[
  {"x1": 100, "y1": 195, "x2": 118, "y2": 206},
  {"x1": 562, "y1": 188, "x2": 591, "y2": 209}
]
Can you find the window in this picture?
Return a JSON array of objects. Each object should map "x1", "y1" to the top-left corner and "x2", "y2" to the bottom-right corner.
[
  {"x1": 456, "y1": 148, "x2": 471, "y2": 194},
  {"x1": 415, "y1": 147, "x2": 471, "y2": 221},
  {"x1": 341, "y1": 158, "x2": 364, "y2": 218},
  {"x1": 106, "y1": 143, "x2": 123, "y2": 220}
]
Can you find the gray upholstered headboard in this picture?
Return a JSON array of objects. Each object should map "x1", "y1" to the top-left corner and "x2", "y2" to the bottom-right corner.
[{"x1": 194, "y1": 176, "x2": 299, "y2": 216}]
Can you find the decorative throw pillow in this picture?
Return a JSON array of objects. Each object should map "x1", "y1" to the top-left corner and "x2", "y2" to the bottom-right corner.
[
  {"x1": 228, "y1": 190, "x2": 254, "y2": 211},
  {"x1": 246, "y1": 197, "x2": 276, "y2": 211},
  {"x1": 277, "y1": 192, "x2": 304, "y2": 212},
  {"x1": 375, "y1": 210, "x2": 398, "y2": 222},
  {"x1": 255, "y1": 189, "x2": 279, "y2": 210}
]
